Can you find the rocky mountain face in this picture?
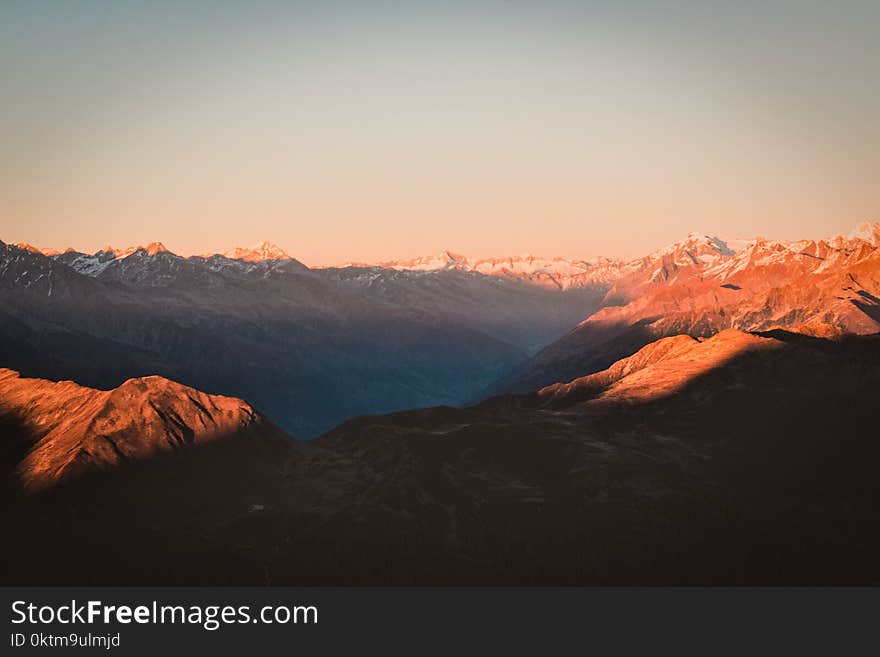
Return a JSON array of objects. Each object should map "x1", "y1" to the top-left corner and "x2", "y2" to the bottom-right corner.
[
  {"x1": 0, "y1": 369, "x2": 294, "y2": 585},
  {"x1": 4, "y1": 327, "x2": 879, "y2": 585},
  {"x1": 0, "y1": 369, "x2": 287, "y2": 493},
  {"x1": 0, "y1": 240, "x2": 607, "y2": 436},
  {"x1": 496, "y1": 224, "x2": 880, "y2": 393}
]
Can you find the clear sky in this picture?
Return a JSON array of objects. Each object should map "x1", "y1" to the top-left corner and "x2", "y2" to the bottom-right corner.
[{"x1": 2, "y1": 1, "x2": 878, "y2": 264}]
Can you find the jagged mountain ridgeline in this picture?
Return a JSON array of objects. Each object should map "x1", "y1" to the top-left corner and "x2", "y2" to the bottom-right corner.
[{"x1": 494, "y1": 222, "x2": 880, "y2": 393}]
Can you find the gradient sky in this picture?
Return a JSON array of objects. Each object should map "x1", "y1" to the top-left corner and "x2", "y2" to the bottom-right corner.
[{"x1": 2, "y1": 1, "x2": 878, "y2": 264}]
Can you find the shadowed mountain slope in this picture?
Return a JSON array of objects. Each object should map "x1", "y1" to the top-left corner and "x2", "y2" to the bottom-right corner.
[
  {"x1": 303, "y1": 329, "x2": 880, "y2": 584},
  {"x1": 3, "y1": 328, "x2": 879, "y2": 585}
]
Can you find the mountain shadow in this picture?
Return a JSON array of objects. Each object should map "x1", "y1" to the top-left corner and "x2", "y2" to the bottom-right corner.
[
  {"x1": 280, "y1": 331, "x2": 880, "y2": 585},
  {"x1": 851, "y1": 290, "x2": 880, "y2": 323}
]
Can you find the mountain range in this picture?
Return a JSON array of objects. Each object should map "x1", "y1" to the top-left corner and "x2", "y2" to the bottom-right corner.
[
  {"x1": 0, "y1": 239, "x2": 607, "y2": 435},
  {"x1": 2, "y1": 222, "x2": 879, "y2": 584},
  {"x1": 495, "y1": 223, "x2": 880, "y2": 393},
  {"x1": 5, "y1": 224, "x2": 879, "y2": 429},
  {"x1": 337, "y1": 250, "x2": 624, "y2": 289}
]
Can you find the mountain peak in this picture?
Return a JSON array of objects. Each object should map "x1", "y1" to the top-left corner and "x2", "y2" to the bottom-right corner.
[
  {"x1": 223, "y1": 241, "x2": 290, "y2": 262},
  {"x1": 0, "y1": 367, "x2": 270, "y2": 493},
  {"x1": 648, "y1": 232, "x2": 736, "y2": 267},
  {"x1": 847, "y1": 221, "x2": 880, "y2": 246},
  {"x1": 676, "y1": 232, "x2": 735, "y2": 255},
  {"x1": 441, "y1": 250, "x2": 468, "y2": 264},
  {"x1": 13, "y1": 242, "x2": 48, "y2": 256},
  {"x1": 93, "y1": 245, "x2": 138, "y2": 259},
  {"x1": 142, "y1": 241, "x2": 169, "y2": 256}
]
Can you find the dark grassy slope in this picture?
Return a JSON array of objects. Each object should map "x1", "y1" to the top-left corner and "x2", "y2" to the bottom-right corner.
[
  {"x1": 3, "y1": 330, "x2": 879, "y2": 585},
  {"x1": 291, "y1": 331, "x2": 880, "y2": 584}
]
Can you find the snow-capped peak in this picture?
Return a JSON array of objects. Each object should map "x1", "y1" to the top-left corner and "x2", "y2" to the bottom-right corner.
[
  {"x1": 847, "y1": 221, "x2": 880, "y2": 247},
  {"x1": 100, "y1": 242, "x2": 170, "y2": 258},
  {"x1": 223, "y1": 241, "x2": 290, "y2": 262},
  {"x1": 366, "y1": 251, "x2": 470, "y2": 271},
  {"x1": 142, "y1": 242, "x2": 169, "y2": 256},
  {"x1": 92, "y1": 246, "x2": 134, "y2": 258},
  {"x1": 329, "y1": 251, "x2": 626, "y2": 289},
  {"x1": 659, "y1": 232, "x2": 735, "y2": 258},
  {"x1": 13, "y1": 243, "x2": 50, "y2": 256}
]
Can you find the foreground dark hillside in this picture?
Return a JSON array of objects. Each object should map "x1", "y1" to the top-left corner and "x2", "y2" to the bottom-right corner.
[{"x1": 3, "y1": 328, "x2": 879, "y2": 585}]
